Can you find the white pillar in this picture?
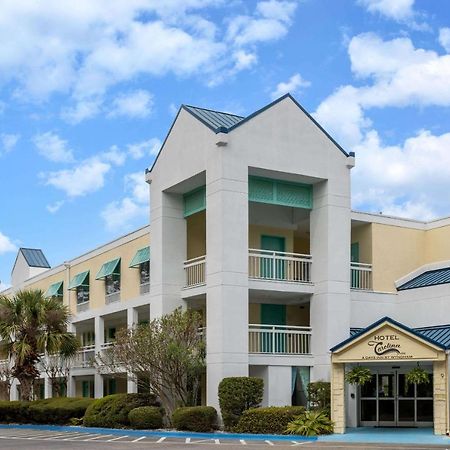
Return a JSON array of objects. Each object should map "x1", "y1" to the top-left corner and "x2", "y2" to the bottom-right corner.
[
  {"x1": 127, "y1": 307, "x2": 138, "y2": 328},
  {"x1": 94, "y1": 373, "x2": 104, "y2": 398},
  {"x1": 149, "y1": 189, "x2": 186, "y2": 319},
  {"x1": 44, "y1": 376, "x2": 52, "y2": 399},
  {"x1": 67, "y1": 376, "x2": 76, "y2": 398},
  {"x1": 266, "y1": 366, "x2": 292, "y2": 406},
  {"x1": 10, "y1": 380, "x2": 18, "y2": 401},
  {"x1": 205, "y1": 147, "x2": 249, "y2": 410},
  {"x1": 94, "y1": 316, "x2": 104, "y2": 353},
  {"x1": 310, "y1": 178, "x2": 351, "y2": 382},
  {"x1": 127, "y1": 376, "x2": 138, "y2": 394}
]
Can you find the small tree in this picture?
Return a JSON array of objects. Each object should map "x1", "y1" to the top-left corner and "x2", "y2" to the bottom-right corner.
[
  {"x1": 40, "y1": 352, "x2": 78, "y2": 397},
  {"x1": 0, "y1": 361, "x2": 13, "y2": 400},
  {"x1": 0, "y1": 290, "x2": 79, "y2": 401},
  {"x1": 307, "y1": 381, "x2": 331, "y2": 412},
  {"x1": 97, "y1": 308, "x2": 205, "y2": 419}
]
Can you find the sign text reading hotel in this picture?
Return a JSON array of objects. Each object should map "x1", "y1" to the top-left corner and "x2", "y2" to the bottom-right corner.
[{"x1": 362, "y1": 333, "x2": 414, "y2": 360}]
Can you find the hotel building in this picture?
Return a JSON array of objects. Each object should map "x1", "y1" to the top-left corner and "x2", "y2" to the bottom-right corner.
[{"x1": 2, "y1": 94, "x2": 450, "y2": 434}]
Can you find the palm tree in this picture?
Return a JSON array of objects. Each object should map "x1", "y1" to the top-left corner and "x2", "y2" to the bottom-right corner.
[{"x1": 0, "y1": 289, "x2": 79, "y2": 401}]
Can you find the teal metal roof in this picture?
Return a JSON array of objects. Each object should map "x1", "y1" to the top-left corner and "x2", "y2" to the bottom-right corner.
[
  {"x1": 68, "y1": 270, "x2": 89, "y2": 290},
  {"x1": 129, "y1": 247, "x2": 150, "y2": 268},
  {"x1": 349, "y1": 321, "x2": 450, "y2": 349},
  {"x1": 183, "y1": 105, "x2": 244, "y2": 133},
  {"x1": 397, "y1": 267, "x2": 450, "y2": 291},
  {"x1": 20, "y1": 248, "x2": 50, "y2": 268},
  {"x1": 44, "y1": 281, "x2": 63, "y2": 298},
  {"x1": 96, "y1": 258, "x2": 121, "y2": 279}
]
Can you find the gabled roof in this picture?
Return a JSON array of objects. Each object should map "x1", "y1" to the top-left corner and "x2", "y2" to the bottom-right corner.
[
  {"x1": 332, "y1": 316, "x2": 448, "y2": 353},
  {"x1": 19, "y1": 248, "x2": 50, "y2": 268},
  {"x1": 183, "y1": 105, "x2": 244, "y2": 133},
  {"x1": 397, "y1": 267, "x2": 450, "y2": 291},
  {"x1": 147, "y1": 93, "x2": 351, "y2": 173}
]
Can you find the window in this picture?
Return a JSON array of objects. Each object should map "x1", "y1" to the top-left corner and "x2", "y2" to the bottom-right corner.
[
  {"x1": 96, "y1": 258, "x2": 121, "y2": 297},
  {"x1": 69, "y1": 271, "x2": 90, "y2": 304},
  {"x1": 105, "y1": 271, "x2": 120, "y2": 295},
  {"x1": 76, "y1": 285, "x2": 89, "y2": 304},
  {"x1": 140, "y1": 261, "x2": 150, "y2": 285}
]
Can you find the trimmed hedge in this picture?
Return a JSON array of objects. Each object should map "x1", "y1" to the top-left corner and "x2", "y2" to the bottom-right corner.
[
  {"x1": 83, "y1": 393, "x2": 159, "y2": 428},
  {"x1": 172, "y1": 406, "x2": 217, "y2": 432},
  {"x1": 235, "y1": 406, "x2": 306, "y2": 434},
  {"x1": 218, "y1": 377, "x2": 263, "y2": 430},
  {"x1": 0, "y1": 398, "x2": 93, "y2": 425},
  {"x1": 129, "y1": 406, "x2": 163, "y2": 430}
]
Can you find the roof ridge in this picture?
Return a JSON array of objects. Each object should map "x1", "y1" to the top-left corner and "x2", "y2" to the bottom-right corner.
[{"x1": 183, "y1": 104, "x2": 245, "y2": 118}]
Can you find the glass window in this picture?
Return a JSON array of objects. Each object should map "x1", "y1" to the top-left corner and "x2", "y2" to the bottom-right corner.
[
  {"x1": 140, "y1": 261, "x2": 150, "y2": 285},
  {"x1": 360, "y1": 400, "x2": 377, "y2": 421},
  {"x1": 361, "y1": 374, "x2": 377, "y2": 398},
  {"x1": 105, "y1": 273, "x2": 120, "y2": 294},
  {"x1": 76, "y1": 285, "x2": 89, "y2": 304},
  {"x1": 417, "y1": 374, "x2": 433, "y2": 398},
  {"x1": 417, "y1": 400, "x2": 433, "y2": 422}
]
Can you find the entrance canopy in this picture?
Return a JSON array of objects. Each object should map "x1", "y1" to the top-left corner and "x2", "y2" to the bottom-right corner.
[{"x1": 331, "y1": 317, "x2": 446, "y2": 363}]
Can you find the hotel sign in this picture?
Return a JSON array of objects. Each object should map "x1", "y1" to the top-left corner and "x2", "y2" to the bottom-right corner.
[{"x1": 332, "y1": 323, "x2": 445, "y2": 363}]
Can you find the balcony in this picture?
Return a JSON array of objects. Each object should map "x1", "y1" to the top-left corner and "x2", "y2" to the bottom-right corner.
[
  {"x1": 184, "y1": 256, "x2": 206, "y2": 288},
  {"x1": 77, "y1": 301, "x2": 90, "y2": 313},
  {"x1": 351, "y1": 262, "x2": 372, "y2": 290},
  {"x1": 140, "y1": 282, "x2": 150, "y2": 295},
  {"x1": 249, "y1": 324, "x2": 312, "y2": 355},
  {"x1": 105, "y1": 291, "x2": 121, "y2": 304},
  {"x1": 73, "y1": 345, "x2": 95, "y2": 368},
  {"x1": 249, "y1": 249, "x2": 312, "y2": 283}
]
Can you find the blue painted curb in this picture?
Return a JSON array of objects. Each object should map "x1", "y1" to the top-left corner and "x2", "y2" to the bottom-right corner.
[{"x1": 0, "y1": 424, "x2": 317, "y2": 441}]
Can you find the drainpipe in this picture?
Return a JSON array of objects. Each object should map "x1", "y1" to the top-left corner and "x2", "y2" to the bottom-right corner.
[{"x1": 446, "y1": 351, "x2": 449, "y2": 436}]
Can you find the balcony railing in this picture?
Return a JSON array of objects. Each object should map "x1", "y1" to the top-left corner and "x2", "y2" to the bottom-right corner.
[
  {"x1": 249, "y1": 324, "x2": 312, "y2": 355},
  {"x1": 351, "y1": 262, "x2": 372, "y2": 290},
  {"x1": 249, "y1": 249, "x2": 312, "y2": 283},
  {"x1": 105, "y1": 291, "x2": 121, "y2": 304},
  {"x1": 140, "y1": 282, "x2": 150, "y2": 295},
  {"x1": 77, "y1": 301, "x2": 90, "y2": 313},
  {"x1": 184, "y1": 256, "x2": 206, "y2": 288},
  {"x1": 73, "y1": 345, "x2": 95, "y2": 368}
]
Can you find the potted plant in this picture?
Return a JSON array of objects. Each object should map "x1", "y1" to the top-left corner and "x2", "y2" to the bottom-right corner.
[
  {"x1": 406, "y1": 367, "x2": 429, "y2": 385},
  {"x1": 345, "y1": 366, "x2": 372, "y2": 385}
]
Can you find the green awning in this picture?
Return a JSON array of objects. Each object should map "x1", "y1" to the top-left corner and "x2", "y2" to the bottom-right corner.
[
  {"x1": 96, "y1": 258, "x2": 120, "y2": 280},
  {"x1": 68, "y1": 270, "x2": 89, "y2": 290},
  {"x1": 44, "y1": 281, "x2": 63, "y2": 298},
  {"x1": 129, "y1": 247, "x2": 150, "y2": 268}
]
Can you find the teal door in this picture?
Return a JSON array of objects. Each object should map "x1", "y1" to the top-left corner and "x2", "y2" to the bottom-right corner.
[
  {"x1": 261, "y1": 235, "x2": 285, "y2": 279},
  {"x1": 261, "y1": 304, "x2": 286, "y2": 352},
  {"x1": 351, "y1": 242, "x2": 360, "y2": 288}
]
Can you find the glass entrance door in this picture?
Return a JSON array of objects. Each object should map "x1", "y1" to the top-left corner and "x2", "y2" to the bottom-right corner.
[{"x1": 360, "y1": 370, "x2": 433, "y2": 427}]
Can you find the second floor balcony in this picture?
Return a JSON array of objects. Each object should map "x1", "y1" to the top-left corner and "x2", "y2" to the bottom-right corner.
[{"x1": 351, "y1": 262, "x2": 372, "y2": 290}]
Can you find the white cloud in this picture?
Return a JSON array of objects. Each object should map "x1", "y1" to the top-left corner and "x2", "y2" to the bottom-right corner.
[
  {"x1": 226, "y1": 0, "x2": 297, "y2": 47},
  {"x1": 61, "y1": 99, "x2": 102, "y2": 124},
  {"x1": 108, "y1": 90, "x2": 154, "y2": 119},
  {"x1": 315, "y1": 33, "x2": 450, "y2": 148},
  {"x1": 0, "y1": 133, "x2": 20, "y2": 154},
  {"x1": 0, "y1": 231, "x2": 16, "y2": 254},
  {"x1": 271, "y1": 73, "x2": 311, "y2": 99},
  {"x1": 358, "y1": 0, "x2": 414, "y2": 21},
  {"x1": 233, "y1": 50, "x2": 257, "y2": 71},
  {"x1": 46, "y1": 200, "x2": 64, "y2": 213},
  {"x1": 439, "y1": 28, "x2": 450, "y2": 53},
  {"x1": 352, "y1": 130, "x2": 450, "y2": 219},
  {"x1": 102, "y1": 145, "x2": 126, "y2": 166},
  {"x1": 101, "y1": 171, "x2": 148, "y2": 231},
  {"x1": 43, "y1": 157, "x2": 111, "y2": 197},
  {"x1": 0, "y1": 281, "x2": 11, "y2": 292},
  {"x1": 128, "y1": 138, "x2": 161, "y2": 159},
  {"x1": 33, "y1": 132, "x2": 74, "y2": 163}
]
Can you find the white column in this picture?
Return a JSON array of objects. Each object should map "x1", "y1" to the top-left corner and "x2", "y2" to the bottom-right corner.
[
  {"x1": 310, "y1": 177, "x2": 351, "y2": 382},
  {"x1": 127, "y1": 376, "x2": 138, "y2": 394},
  {"x1": 67, "y1": 376, "x2": 76, "y2": 398},
  {"x1": 44, "y1": 376, "x2": 52, "y2": 399},
  {"x1": 266, "y1": 366, "x2": 292, "y2": 406},
  {"x1": 94, "y1": 373, "x2": 104, "y2": 398},
  {"x1": 94, "y1": 316, "x2": 104, "y2": 354},
  {"x1": 149, "y1": 188, "x2": 186, "y2": 319},
  {"x1": 127, "y1": 307, "x2": 138, "y2": 328},
  {"x1": 205, "y1": 147, "x2": 249, "y2": 410},
  {"x1": 10, "y1": 379, "x2": 18, "y2": 401}
]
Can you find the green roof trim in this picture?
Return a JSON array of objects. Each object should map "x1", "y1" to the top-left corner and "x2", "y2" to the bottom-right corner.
[
  {"x1": 129, "y1": 247, "x2": 150, "y2": 268},
  {"x1": 96, "y1": 258, "x2": 121, "y2": 280},
  {"x1": 68, "y1": 270, "x2": 89, "y2": 290},
  {"x1": 44, "y1": 281, "x2": 63, "y2": 298}
]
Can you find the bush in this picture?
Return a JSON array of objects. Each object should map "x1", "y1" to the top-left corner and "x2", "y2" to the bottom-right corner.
[
  {"x1": 83, "y1": 393, "x2": 159, "y2": 428},
  {"x1": 307, "y1": 382, "x2": 330, "y2": 412},
  {"x1": 172, "y1": 406, "x2": 217, "y2": 432},
  {"x1": 235, "y1": 406, "x2": 305, "y2": 434},
  {"x1": 218, "y1": 377, "x2": 263, "y2": 430},
  {"x1": 29, "y1": 397, "x2": 93, "y2": 424},
  {"x1": 129, "y1": 406, "x2": 163, "y2": 430},
  {"x1": 0, "y1": 398, "x2": 93, "y2": 425},
  {"x1": 0, "y1": 401, "x2": 29, "y2": 423},
  {"x1": 286, "y1": 410, "x2": 334, "y2": 436}
]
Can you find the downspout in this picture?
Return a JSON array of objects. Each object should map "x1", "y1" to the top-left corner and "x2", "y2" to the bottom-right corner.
[
  {"x1": 446, "y1": 351, "x2": 449, "y2": 436},
  {"x1": 64, "y1": 262, "x2": 71, "y2": 317}
]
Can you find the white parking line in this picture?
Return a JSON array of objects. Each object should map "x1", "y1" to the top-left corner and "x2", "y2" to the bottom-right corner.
[
  {"x1": 186, "y1": 437, "x2": 191, "y2": 443},
  {"x1": 132, "y1": 436, "x2": 146, "y2": 443},
  {"x1": 265, "y1": 440, "x2": 274, "y2": 446},
  {"x1": 214, "y1": 439, "x2": 220, "y2": 444},
  {"x1": 107, "y1": 435, "x2": 129, "y2": 441},
  {"x1": 240, "y1": 439, "x2": 247, "y2": 445},
  {"x1": 87, "y1": 434, "x2": 113, "y2": 440},
  {"x1": 157, "y1": 436, "x2": 167, "y2": 443}
]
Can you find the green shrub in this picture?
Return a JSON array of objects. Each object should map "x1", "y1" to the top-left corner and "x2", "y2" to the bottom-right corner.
[
  {"x1": 0, "y1": 401, "x2": 29, "y2": 423},
  {"x1": 307, "y1": 382, "x2": 330, "y2": 412},
  {"x1": 286, "y1": 410, "x2": 334, "y2": 436},
  {"x1": 172, "y1": 406, "x2": 217, "y2": 432},
  {"x1": 218, "y1": 377, "x2": 263, "y2": 430},
  {"x1": 129, "y1": 406, "x2": 163, "y2": 430},
  {"x1": 235, "y1": 406, "x2": 305, "y2": 434},
  {"x1": 29, "y1": 397, "x2": 93, "y2": 424},
  {"x1": 83, "y1": 393, "x2": 159, "y2": 428}
]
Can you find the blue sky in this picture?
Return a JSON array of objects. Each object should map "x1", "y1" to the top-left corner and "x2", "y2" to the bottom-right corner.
[{"x1": 1, "y1": 0, "x2": 450, "y2": 288}]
